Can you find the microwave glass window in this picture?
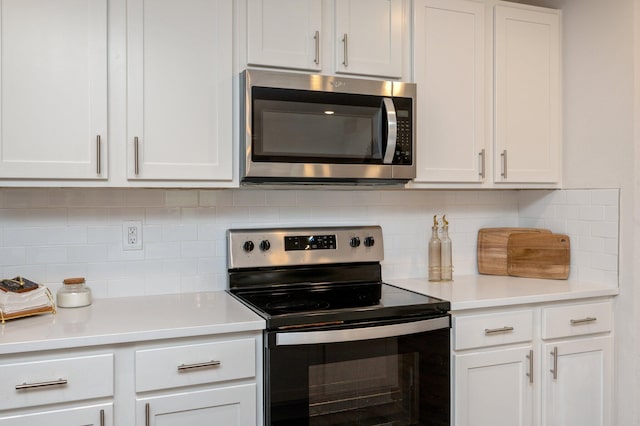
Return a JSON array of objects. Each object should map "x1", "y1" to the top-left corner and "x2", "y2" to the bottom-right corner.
[{"x1": 252, "y1": 89, "x2": 387, "y2": 164}]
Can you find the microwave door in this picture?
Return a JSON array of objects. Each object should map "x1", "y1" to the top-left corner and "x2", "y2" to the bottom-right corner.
[{"x1": 381, "y1": 98, "x2": 397, "y2": 164}]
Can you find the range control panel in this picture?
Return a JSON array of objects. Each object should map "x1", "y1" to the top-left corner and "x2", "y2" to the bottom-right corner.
[{"x1": 227, "y1": 226, "x2": 384, "y2": 269}]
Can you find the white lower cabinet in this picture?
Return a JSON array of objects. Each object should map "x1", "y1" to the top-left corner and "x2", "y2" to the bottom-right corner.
[
  {"x1": 0, "y1": 351, "x2": 114, "y2": 425},
  {"x1": 453, "y1": 299, "x2": 613, "y2": 426},
  {"x1": 137, "y1": 384, "x2": 256, "y2": 426},
  {"x1": 0, "y1": 403, "x2": 113, "y2": 426},
  {"x1": 455, "y1": 346, "x2": 534, "y2": 426},
  {"x1": 134, "y1": 338, "x2": 258, "y2": 426},
  {"x1": 0, "y1": 333, "x2": 261, "y2": 426}
]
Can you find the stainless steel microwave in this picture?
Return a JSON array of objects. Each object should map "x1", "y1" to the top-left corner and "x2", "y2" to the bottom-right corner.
[{"x1": 240, "y1": 69, "x2": 416, "y2": 184}]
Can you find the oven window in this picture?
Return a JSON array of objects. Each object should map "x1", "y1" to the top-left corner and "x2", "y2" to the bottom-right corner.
[
  {"x1": 266, "y1": 327, "x2": 450, "y2": 426},
  {"x1": 308, "y1": 352, "x2": 419, "y2": 424}
]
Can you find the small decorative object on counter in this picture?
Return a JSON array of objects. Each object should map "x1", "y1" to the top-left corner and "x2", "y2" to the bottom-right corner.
[
  {"x1": 428, "y1": 215, "x2": 442, "y2": 281},
  {"x1": 57, "y1": 277, "x2": 92, "y2": 308},
  {"x1": 440, "y1": 215, "x2": 453, "y2": 281},
  {"x1": 0, "y1": 276, "x2": 56, "y2": 323}
]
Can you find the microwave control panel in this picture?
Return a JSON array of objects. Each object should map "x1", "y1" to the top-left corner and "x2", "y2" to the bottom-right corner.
[{"x1": 393, "y1": 97, "x2": 413, "y2": 165}]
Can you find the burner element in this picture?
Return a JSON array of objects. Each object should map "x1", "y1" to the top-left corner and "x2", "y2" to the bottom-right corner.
[{"x1": 265, "y1": 298, "x2": 331, "y2": 314}]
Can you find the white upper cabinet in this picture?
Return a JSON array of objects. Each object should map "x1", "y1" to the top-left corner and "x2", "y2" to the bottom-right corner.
[
  {"x1": 494, "y1": 4, "x2": 561, "y2": 184},
  {"x1": 127, "y1": 0, "x2": 233, "y2": 181},
  {"x1": 246, "y1": 0, "x2": 406, "y2": 79},
  {"x1": 413, "y1": 0, "x2": 485, "y2": 183},
  {"x1": 247, "y1": 0, "x2": 323, "y2": 71},
  {"x1": 412, "y1": 1, "x2": 561, "y2": 187},
  {"x1": 334, "y1": 0, "x2": 403, "y2": 78},
  {"x1": 0, "y1": 0, "x2": 108, "y2": 180}
]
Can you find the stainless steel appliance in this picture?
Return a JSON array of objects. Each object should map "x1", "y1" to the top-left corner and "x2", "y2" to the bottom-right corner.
[
  {"x1": 241, "y1": 70, "x2": 416, "y2": 184},
  {"x1": 227, "y1": 226, "x2": 450, "y2": 425}
]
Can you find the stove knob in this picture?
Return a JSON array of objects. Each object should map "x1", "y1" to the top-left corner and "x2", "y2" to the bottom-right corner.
[
  {"x1": 364, "y1": 236, "x2": 375, "y2": 247},
  {"x1": 349, "y1": 237, "x2": 361, "y2": 248},
  {"x1": 260, "y1": 240, "x2": 271, "y2": 251},
  {"x1": 243, "y1": 240, "x2": 255, "y2": 252}
]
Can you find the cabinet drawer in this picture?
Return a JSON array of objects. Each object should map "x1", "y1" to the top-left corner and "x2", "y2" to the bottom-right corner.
[
  {"x1": 542, "y1": 300, "x2": 612, "y2": 339},
  {"x1": 454, "y1": 310, "x2": 533, "y2": 350},
  {"x1": 0, "y1": 354, "x2": 114, "y2": 410},
  {"x1": 135, "y1": 338, "x2": 256, "y2": 392}
]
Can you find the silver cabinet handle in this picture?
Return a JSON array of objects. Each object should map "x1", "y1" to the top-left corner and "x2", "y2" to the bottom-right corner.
[
  {"x1": 500, "y1": 149, "x2": 508, "y2": 178},
  {"x1": 484, "y1": 326, "x2": 514, "y2": 335},
  {"x1": 570, "y1": 317, "x2": 597, "y2": 325},
  {"x1": 314, "y1": 30, "x2": 320, "y2": 65},
  {"x1": 342, "y1": 33, "x2": 348, "y2": 67},
  {"x1": 134, "y1": 136, "x2": 140, "y2": 175},
  {"x1": 177, "y1": 360, "x2": 221, "y2": 371},
  {"x1": 15, "y1": 378, "x2": 68, "y2": 390},
  {"x1": 550, "y1": 346, "x2": 558, "y2": 379},
  {"x1": 96, "y1": 135, "x2": 102, "y2": 175},
  {"x1": 527, "y1": 349, "x2": 533, "y2": 383},
  {"x1": 479, "y1": 149, "x2": 485, "y2": 179},
  {"x1": 100, "y1": 409, "x2": 105, "y2": 426},
  {"x1": 145, "y1": 403, "x2": 150, "y2": 426}
]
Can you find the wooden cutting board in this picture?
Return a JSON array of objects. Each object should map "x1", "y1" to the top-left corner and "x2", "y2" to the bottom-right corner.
[
  {"x1": 507, "y1": 233, "x2": 570, "y2": 279},
  {"x1": 477, "y1": 228, "x2": 551, "y2": 275}
]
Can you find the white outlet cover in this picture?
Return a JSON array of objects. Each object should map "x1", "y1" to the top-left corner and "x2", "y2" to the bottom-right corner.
[{"x1": 123, "y1": 221, "x2": 143, "y2": 250}]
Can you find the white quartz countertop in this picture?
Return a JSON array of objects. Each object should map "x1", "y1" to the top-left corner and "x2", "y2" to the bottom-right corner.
[
  {"x1": 390, "y1": 275, "x2": 619, "y2": 311},
  {"x1": 0, "y1": 291, "x2": 265, "y2": 355}
]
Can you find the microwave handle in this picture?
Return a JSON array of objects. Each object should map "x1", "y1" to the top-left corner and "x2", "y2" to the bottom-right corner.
[{"x1": 382, "y1": 98, "x2": 397, "y2": 164}]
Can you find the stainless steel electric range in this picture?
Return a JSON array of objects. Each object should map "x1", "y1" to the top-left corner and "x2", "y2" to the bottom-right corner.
[{"x1": 227, "y1": 226, "x2": 451, "y2": 426}]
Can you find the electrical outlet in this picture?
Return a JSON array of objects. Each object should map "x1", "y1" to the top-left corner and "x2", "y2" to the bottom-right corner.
[{"x1": 123, "y1": 221, "x2": 143, "y2": 250}]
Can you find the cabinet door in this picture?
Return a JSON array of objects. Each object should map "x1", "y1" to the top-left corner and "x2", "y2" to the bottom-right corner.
[
  {"x1": 542, "y1": 336, "x2": 613, "y2": 426},
  {"x1": 0, "y1": 0, "x2": 107, "y2": 179},
  {"x1": 0, "y1": 403, "x2": 113, "y2": 426},
  {"x1": 334, "y1": 0, "x2": 403, "y2": 78},
  {"x1": 247, "y1": 0, "x2": 322, "y2": 71},
  {"x1": 127, "y1": 0, "x2": 233, "y2": 181},
  {"x1": 137, "y1": 384, "x2": 256, "y2": 426},
  {"x1": 494, "y1": 5, "x2": 561, "y2": 183},
  {"x1": 454, "y1": 346, "x2": 534, "y2": 426},
  {"x1": 413, "y1": 0, "x2": 485, "y2": 183}
]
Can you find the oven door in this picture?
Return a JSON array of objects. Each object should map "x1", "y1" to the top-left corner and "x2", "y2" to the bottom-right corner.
[{"x1": 265, "y1": 316, "x2": 450, "y2": 426}]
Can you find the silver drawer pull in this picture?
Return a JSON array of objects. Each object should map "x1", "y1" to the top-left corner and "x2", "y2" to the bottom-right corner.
[
  {"x1": 177, "y1": 360, "x2": 221, "y2": 371},
  {"x1": 570, "y1": 317, "x2": 597, "y2": 325},
  {"x1": 15, "y1": 378, "x2": 68, "y2": 390},
  {"x1": 484, "y1": 326, "x2": 514, "y2": 335}
]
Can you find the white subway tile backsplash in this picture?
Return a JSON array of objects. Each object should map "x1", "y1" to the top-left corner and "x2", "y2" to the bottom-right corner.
[
  {"x1": 0, "y1": 187, "x2": 617, "y2": 296},
  {"x1": 518, "y1": 188, "x2": 618, "y2": 285},
  {"x1": 233, "y1": 190, "x2": 266, "y2": 206},
  {"x1": 32, "y1": 247, "x2": 68, "y2": 264},
  {"x1": 181, "y1": 241, "x2": 216, "y2": 258},
  {"x1": 47, "y1": 227, "x2": 87, "y2": 245},
  {"x1": 0, "y1": 247, "x2": 26, "y2": 266},
  {"x1": 165, "y1": 190, "x2": 199, "y2": 207},
  {"x1": 125, "y1": 189, "x2": 165, "y2": 207},
  {"x1": 162, "y1": 224, "x2": 198, "y2": 242},
  {"x1": 88, "y1": 226, "x2": 122, "y2": 244},
  {"x1": 2, "y1": 227, "x2": 48, "y2": 246},
  {"x1": 145, "y1": 207, "x2": 181, "y2": 224},
  {"x1": 67, "y1": 245, "x2": 109, "y2": 263},
  {"x1": 591, "y1": 222, "x2": 618, "y2": 238},
  {"x1": 145, "y1": 242, "x2": 181, "y2": 260}
]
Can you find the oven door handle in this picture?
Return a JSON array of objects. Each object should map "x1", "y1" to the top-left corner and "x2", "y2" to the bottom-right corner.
[{"x1": 275, "y1": 316, "x2": 449, "y2": 346}]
